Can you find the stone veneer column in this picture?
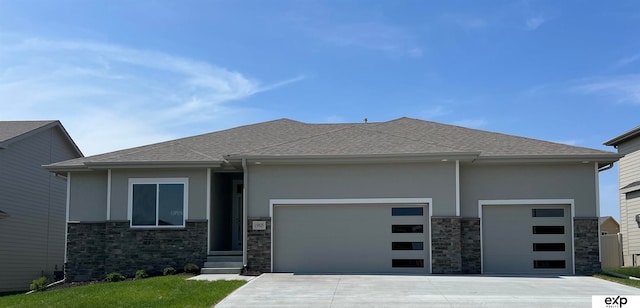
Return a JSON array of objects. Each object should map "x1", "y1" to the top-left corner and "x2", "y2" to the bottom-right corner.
[
  {"x1": 247, "y1": 217, "x2": 271, "y2": 273},
  {"x1": 431, "y1": 217, "x2": 462, "y2": 274},
  {"x1": 574, "y1": 217, "x2": 601, "y2": 275},
  {"x1": 460, "y1": 218, "x2": 481, "y2": 274},
  {"x1": 65, "y1": 222, "x2": 106, "y2": 282}
]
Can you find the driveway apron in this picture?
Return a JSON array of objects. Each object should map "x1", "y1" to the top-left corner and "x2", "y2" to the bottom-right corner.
[{"x1": 215, "y1": 273, "x2": 640, "y2": 308}]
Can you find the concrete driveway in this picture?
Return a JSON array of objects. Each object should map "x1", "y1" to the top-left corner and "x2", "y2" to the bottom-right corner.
[{"x1": 215, "y1": 273, "x2": 640, "y2": 307}]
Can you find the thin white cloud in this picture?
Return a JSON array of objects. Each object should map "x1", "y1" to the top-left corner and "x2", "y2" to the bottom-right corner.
[
  {"x1": 452, "y1": 119, "x2": 488, "y2": 128},
  {"x1": 444, "y1": 14, "x2": 488, "y2": 31},
  {"x1": 0, "y1": 34, "x2": 303, "y2": 155},
  {"x1": 420, "y1": 106, "x2": 451, "y2": 119},
  {"x1": 307, "y1": 21, "x2": 422, "y2": 58},
  {"x1": 551, "y1": 139, "x2": 581, "y2": 146},
  {"x1": 573, "y1": 74, "x2": 640, "y2": 105},
  {"x1": 615, "y1": 53, "x2": 640, "y2": 68},
  {"x1": 525, "y1": 17, "x2": 545, "y2": 30}
]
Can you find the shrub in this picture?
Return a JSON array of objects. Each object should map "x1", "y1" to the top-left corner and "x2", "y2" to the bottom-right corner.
[
  {"x1": 184, "y1": 263, "x2": 200, "y2": 274},
  {"x1": 135, "y1": 269, "x2": 149, "y2": 279},
  {"x1": 163, "y1": 267, "x2": 177, "y2": 276},
  {"x1": 105, "y1": 272, "x2": 126, "y2": 282},
  {"x1": 30, "y1": 276, "x2": 48, "y2": 291}
]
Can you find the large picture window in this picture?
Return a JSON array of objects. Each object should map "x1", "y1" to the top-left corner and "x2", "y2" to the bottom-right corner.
[{"x1": 129, "y1": 178, "x2": 188, "y2": 228}]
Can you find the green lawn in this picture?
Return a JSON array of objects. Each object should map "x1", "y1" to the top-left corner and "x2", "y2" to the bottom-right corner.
[
  {"x1": 596, "y1": 267, "x2": 640, "y2": 289},
  {"x1": 0, "y1": 275, "x2": 245, "y2": 308},
  {"x1": 604, "y1": 267, "x2": 640, "y2": 278}
]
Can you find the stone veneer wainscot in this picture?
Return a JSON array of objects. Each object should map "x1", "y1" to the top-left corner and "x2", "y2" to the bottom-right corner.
[{"x1": 65, "y1": 220, "x2": 207, "y2": 281}]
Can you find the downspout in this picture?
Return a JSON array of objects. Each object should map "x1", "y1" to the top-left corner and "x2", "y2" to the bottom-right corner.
[
  {"x1": 27, "y1": 172, "x2": 72, "y2": 293},
  {"x1": 242, "y1": 159, "x2": 248, "y2": 268}
]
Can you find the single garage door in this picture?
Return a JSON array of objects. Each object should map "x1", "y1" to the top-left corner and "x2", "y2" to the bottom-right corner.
[
  {"x1": 273, "y1": 203, "x2": 430, "y2": 273},
  {"x1": 482, "y1": 204, "x2": 573, "y2": 275}
]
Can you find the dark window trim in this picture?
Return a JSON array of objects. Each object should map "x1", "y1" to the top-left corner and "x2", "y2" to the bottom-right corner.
[
  {"x1": 392, "y1": 207, "x2": 424, "y2": 216},
  {"x1": 533, "y1": 243, "x2": 565, "y2": 252},
  {"x1": 392, "y1": 224, "x2": 424, "y2": 233},
  {"x1": 532, "y1": 208, "x2": 564, "y2": 217},
  {"x1": 532, "y1": 226, "x2": 565, "y2": 234},
  {"x1": 392, "y1": 242, "x2": 424, "y2": 250},
  {"x1": 533, "y1": 260, "x2": 566, "y2": 269},
  {"x1": 392, "y1": 259, "x2": 424, "y2": 268}
]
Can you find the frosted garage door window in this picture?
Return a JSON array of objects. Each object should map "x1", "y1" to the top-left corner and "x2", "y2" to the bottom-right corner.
[{"x1": 131, "y1": 181, "x2": 186, "y2": 227}]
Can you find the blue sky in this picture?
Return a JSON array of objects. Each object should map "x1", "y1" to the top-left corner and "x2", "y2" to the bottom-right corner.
[{"x1": 1, "y1": 1, "x2": 639, "y2": 220}]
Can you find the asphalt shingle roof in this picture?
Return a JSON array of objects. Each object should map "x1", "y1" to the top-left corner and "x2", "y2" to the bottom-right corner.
[
  {"x1": 0, "y1": 121, "x2": 57, "y2": 143},
  {"x1": 47, "y1": 117, "x2": 618, "y2": 169}
]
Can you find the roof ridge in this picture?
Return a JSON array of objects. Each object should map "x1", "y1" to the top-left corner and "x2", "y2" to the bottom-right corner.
[{"x1": 359, "y1": 120, "x2": 470, "y2": 153}]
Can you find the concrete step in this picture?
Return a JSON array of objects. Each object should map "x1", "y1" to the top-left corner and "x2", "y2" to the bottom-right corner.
[
  {"x1": 201, "y1": 267, "x2": 242, "y2": 274},
  {"x1": 207, "y1": 256, "x2": 243, "y2": 262},
  {"x1": 204, "y1": 261, "x2": 243, "y2": 268}
]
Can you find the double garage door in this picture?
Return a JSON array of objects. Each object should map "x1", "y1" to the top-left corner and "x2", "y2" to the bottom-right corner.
[
  {"x1": 482, "y1": 204, "x2": 573, "y2": 275},
  {"x1": 273, "y1": 202, "x2": 430, "y2": 274}
]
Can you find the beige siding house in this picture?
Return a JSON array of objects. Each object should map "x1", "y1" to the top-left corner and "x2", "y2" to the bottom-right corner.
[
  {"x1": 47, "y1": 118, "x2": 620, "y2": 279},
  {"x1": 605, "y1": 126, "x2": 640, "y2": 266},
  {"x1": 599, "y1": 216, "x2": 620, "y2": 235},
  {"x1": 0, "y1": 121, "x2": 83, "y2": 292}
]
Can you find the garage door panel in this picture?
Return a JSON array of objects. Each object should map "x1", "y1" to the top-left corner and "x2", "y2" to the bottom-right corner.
[
  {"x1": 483, "y1": 204, "x2": 572, "y2": 275},
  {"x1": 273, "y1": 203, "x2": 429, "y2": 274}
]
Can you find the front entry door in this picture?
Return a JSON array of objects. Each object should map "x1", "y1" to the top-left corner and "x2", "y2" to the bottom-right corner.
[{"x1": 231, "y1": 181, "x2": 243, "y2": 251}]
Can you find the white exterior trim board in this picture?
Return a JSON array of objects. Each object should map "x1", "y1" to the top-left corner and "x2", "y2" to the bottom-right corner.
[
  {"x1": 64, "y1": 172, "x2": 71, "y2": 263},
  {"x1": 455, "y1": 160, "x2": 460, "y2": 216},
  {"x1": 206, "y1": 168, "x2": 211, "y2": 253},
  {"x1": 106, "y1": 169, "x2": 111, "y2": 220}
]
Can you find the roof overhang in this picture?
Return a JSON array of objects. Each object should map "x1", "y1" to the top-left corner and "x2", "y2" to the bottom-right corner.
[
  {"x1": 460, "y1": 153, "x2": 622, "y2": 168},
  {"x1": 604, "y1": 126, "x2": 640, "y2": 147},
  {"x1": 44, "y1": 161, "x2": 223, "y2": 173},
  {"x1": 621, "y1": 181, "x2": 640, "y2": 194}
]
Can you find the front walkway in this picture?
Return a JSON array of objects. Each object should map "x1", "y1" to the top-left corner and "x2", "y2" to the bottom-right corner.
[{"x1": 215, "y1": 273, "x2": 640, "y2": 307}]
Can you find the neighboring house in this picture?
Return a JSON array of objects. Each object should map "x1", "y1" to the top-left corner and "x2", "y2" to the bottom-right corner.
[
  {"x1": 599, "y1": 216, "x2": 623, "y2": 268},
  {"x1": 0, "y1": 121, "x2": 83, "y2": 292},
  {"x1": 599, "y1": 216, "x2": 620, "y2": 235},
  {"x1": 605, "y1": 126, "x2": 640, "y2": 266},
  {"x1": 45, "y1": 117, "x2": 620, "y2": 280}
]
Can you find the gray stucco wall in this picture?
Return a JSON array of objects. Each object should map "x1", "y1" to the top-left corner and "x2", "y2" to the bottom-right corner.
[
  {"x1": 247, "y1": 162, "x2": 456, "y2": 217},
  {"x1": 69, "y1": 171, "x2": 107, "y2": 221},
  {"x1": 459, "y1": 163, "x2": 597, "y2": 217},
  {"x1": 109, "y1": 168, "x2": 208, "y2": 220}
]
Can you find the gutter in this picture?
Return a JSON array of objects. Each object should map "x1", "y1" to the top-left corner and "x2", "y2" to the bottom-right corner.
[{"x1": 598, "y1": 163, "x2": 615, "y2": 172}]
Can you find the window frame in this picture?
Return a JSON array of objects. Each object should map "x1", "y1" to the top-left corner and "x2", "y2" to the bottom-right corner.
[{"x1": 128, "y1": 178, "x2": 189, "y2": 229}]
